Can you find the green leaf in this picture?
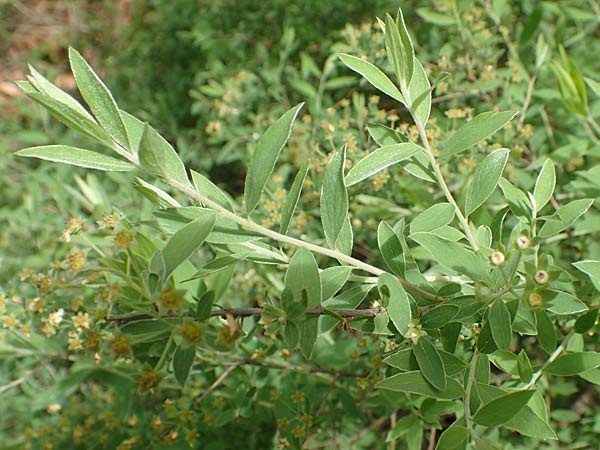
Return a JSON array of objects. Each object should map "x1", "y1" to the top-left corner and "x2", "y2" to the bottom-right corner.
[
  {"x1": 377, "y1": 221, "x2": 405, "y2": 276},
  {"x1": 535, "y1": 309, "x2": 556, "y2": 353},
  {"x1": 410, "y1": 232, "x2": 491, "y2": 283},
  {"x1": 465, "y1": 149, "x2": 510, "y2": 216},
  {"x1": 498, "y1": 178, "x2": 532, "y2": 219},
  {"x1": 476, "y1": 384, "x2": 556, "y2": 439},
  {"x1": 299, "y1": 317, "x2": 319, "y2": 358},
  {"x1": 441, "y1": 111, "x2": 517, "y2": 159},
  {"x1": 384, "y1": 12, "x2": 413, "y2": 88},
  {"x1": 285, "y1": 249, "x2": 321, "y2": 309},
  {"x1": 413, "y1": 337, "x2": 447, "y2": 390},
  {"x1": 162, "y1": 212, "x2": 216, "y2": 278},
  {"x1": 244, "y1": 103, "x2": 304, "y2": 213},
  {"x1": 133, "y1": 178, "x2": 180, "y2": 208},
  {"x1": 173, "y1": 345, "x2": 196, "y2": 386},
  {"x1": 533, "y1": 159, "x2": 556, "y2": 211},
  {"x1": 545, "y1": 352, "x2": 600, "y2": 376},
  {"x1": 417, "y1": 7, "x2": 454, "y2": 26},
  {"x1": 538, "y1": 199, "x2": 594, "y2": 238},
  {"x1": 191, "y1": 170, "x2": 235, "y2": 211},
  {"x1": 573, "y1": 260, "x2": 600, "y2": 292},
  {"x1": 575, "y1": 308, "x2": 598, "y2": 334},
  {"x1": 586, "y1": 77, "x2": 600, "y2": 97},
  {"x1": 377, "y1": 371, "x2": 463, "y2": 399},
  {"x1": 477, "y1": 321, "x2": 498, "y2": 354},
  {"x1": 545, "y1": 290, "x2": 588, "y2": 315},
  {"x1": 139, "y1": 123, "x2": 191, "y2": 187},
  {"x1": 435, "y1": 424, "x2": 468, "y2": 450},
  {"x1": 378, "y1": 273, "x2": 411, "y2": 335},
  {"x1": 68, "y1": 48, "x2": 129, "y2": 149},
  {"x1": 473, "y1": 390, "x2": 535, "y2": 427},
  {"x1": 384, "y1": 349, "x2": 466, "y2": 376},
  {"x1": 321, "y1": 266, "x2": 353, "y2": 300},
  {"x1": 345, "y1": 143, "x2": 422, "y2": 186},
  {"x1": 409, "y1": 59, "x2": 431, "y2": 127},
  {"x1": 16, "y1": 145, "x2": 136, "y2": 171},
  {"x1": 489, "y1": 299, "x2": 512, "y2": 350},
  {"x1": 420, "y1": 304, "x2": 459, "y2": 329},
  {"x1": 517, "y1": 350, "x2": 533, "y2": 382},
  {"x1": 280, "y1": 161, "x2": 309, "y2": 234},
  {"x1": 24, "y1": 92, "x2": 113, "y2": 146},
  {"x1": 338, "y1": 53, "x2": 404, "y2": 103},
  {"x1": 367, "y1": 122, "x2": 408, "y2": 146},
  {"x1": 411, "y1": 203, "x2": 455, "y2": 233},
  {"x1": 321, "y1": 146, "x2": 349, "y2": 249}
]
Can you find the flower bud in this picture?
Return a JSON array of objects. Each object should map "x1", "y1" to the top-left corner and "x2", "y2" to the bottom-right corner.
[
  {"x1": 534, "y1": 270, "x2": 549, "y2": 284},
  {"x1": 516, "y1": 236, "x2": 530, "y2": 250},
  {"x1": 528, "y1": 292, "x2": 543, "y2": 307},
  {"x1": 491, "y1": 251, "x2": 505, "y2": 265}
]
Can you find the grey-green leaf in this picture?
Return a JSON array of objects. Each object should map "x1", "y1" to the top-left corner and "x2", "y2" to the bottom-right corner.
[
  {"x1": 413, "y1": 337, "x2": 447, "y2": 390},
  {"x1": 538, "y1": 199, "x2": 594, "y2": 238},
  {"x1": 409, "y1": 59, "x2": 431, "y2": 127},
  {"x1": 16, "y1": 145, "x2": 136, "y2": 171},
  {"x1": 377, "y1": 221, "x2": 405, "y2": 276},
  {"x1": 545, "y1": 352, "x2": 600, "y2": 376},
  {"x1": 321, "y1": 146, "x2": 349, "y2": 249},
  {"x1": 441, "y1": 111, "x2": 517, "y2": 159},
  {"x1": 465, "y1": 149, "x2": 510, "y2": 216},
  {"x1": 139, "y1": 123, "x2": 191, "y2": 188},
  {"x1": 533, "y1": 159, "x2": 556, "y2": 211},
  {"x1": 173, "y1": 345, "x2": 196, "y2": 386},
  {"x1": 410, "y1": 232, "x2": 491, "y2": 283},
  {"x1": 244, "y1": 103, "x2": 304, "y2": 213},
  {"x1": 489, "y1": 299, "x2": 512, "y2": 350},
  {"x1": 378, "y1": 273, "x2": 411, "y2": 335},
  {"x1": 473, "y1": 390, "x2": 535, "y2": 427},
  {"x1": 384, "y1": 12, "x2": 413, "y2": 88},
  {"x1": 367, "y1": 122, "x2": 408, "y2": 146},
  {"x1": 68, "y1": 48, "x2": 130, "y2": 149},
  {"x1": 535, "y1": 309, "x2": 556, "y2": 354},
  {"x1": 410, "y1": 203, "x2": 455, "y2": 233},
  {"x1": 377, "y1": 371, "x2": 463, "y2": 399},
  {"x1": 517, "y1": 350, "x2": 533, "y2": 382},
  {"x1": 345, "y1": 143, "x2": 422, "y2": 186},
  {"x1": 280, "y1": 161, "x2": 309, "y2": 234},
  {"x1": 285, "y1": 248, "x2": 321, "y2": 308},
  {"x1": 191, "y1": 170, "x2": 235, "y2": 211},
  {"x1": 162, "y1": 212, "x2": 216, "y2": 278},
  {"x1": 573, "y1": 260, "x2": 600, "y2": 292},
  {"x1": 321, "y1": 266, "x2": 353, "y2": 300},
  {"x1": 338, "y1": 53, "x2": 404, "y2": 103}
]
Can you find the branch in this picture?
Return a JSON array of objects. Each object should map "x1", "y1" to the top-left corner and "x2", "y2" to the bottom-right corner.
[{"x1": 105, "y1": 306, "x2": 387, "y2": 324}]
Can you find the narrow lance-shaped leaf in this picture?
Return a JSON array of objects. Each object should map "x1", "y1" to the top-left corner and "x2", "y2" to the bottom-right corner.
[
  {"x1": 410, "y1": 203, "x2": 455, "y2": 233},
  {"x1": 377, "y1": 371, "x2": 463, "y2": 399},
  {"x1": 191, "y1": 170, "x2": 235, "y2": 211},
  {"x1": 338, "y1": 53, "x2": 404, "y2": 103},
  {"x1": 367, "y1": 122, "x2": 408, "y2": 146},
  {"x1": 378, "y1": 273, "x2": 411, "y2": 336},
  {"x1": 345, "y1": 142, "x2": 422, "y2": 186},
  {"x1": 68, "y1": 48, "x2": 130, "y2": 149},
  {"x1": 321, "y1": 146, "x2": 349, "y2": 249},
  {"x1": 161, "y1": 211, "x2": 216, "y2": 278},
  {"x1": 441, "y1": 111, "x2": 517, "y2": 159},
  {"x1": 535, "y1": 309, "x2": 556, "y2": 354},
  {"x1": 244, "y1": 103, "x2": 304, "y2": 213},
  {"x1": 533, "y1": 159, "x2": 556, "y2": 211},
  {"x1": 473, "y1": 390, "x2": 535, "y2": 427},
  {"x1": 139, "y1": 123, "x2": 191, "y2": 188},
  {"x1": 408, "y1": 59, "x2": 431, "y2": 127},
  {"x1": 489, "y1": 299, "x2": 512, "y2": 350},
  {"x1": 280, "y1": 161, "x2": 309, "y2": 234},
  {"x1": 465, "y1": 149, "x2": 510, "y2": 216},
  {"x1": 413, "y1": 336, "x2": 447, "y2": 391},
  {"x1": 384, "y1": 12, "x2": 413, "y2": 88},
  {"x1": 16, "y1": 145, "x2": 136, "y2": 172}
]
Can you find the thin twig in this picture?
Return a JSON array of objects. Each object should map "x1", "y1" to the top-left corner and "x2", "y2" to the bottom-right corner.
[
  {"x1": 105, "y1": 306, "x2": 387, "y2": 324},
  {"x1": 195, "y1": 363, "x2": 240, "y2": 404}
]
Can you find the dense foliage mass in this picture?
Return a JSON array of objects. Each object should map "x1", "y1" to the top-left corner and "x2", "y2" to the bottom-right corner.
[{"x1": 2, "y1": 1, "x2": 600, "y2": 449}]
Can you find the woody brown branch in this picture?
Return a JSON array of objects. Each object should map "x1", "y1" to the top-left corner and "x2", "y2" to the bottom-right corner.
[{"x1": 105, "y1": 306, "x2": 386, "y2": 324}]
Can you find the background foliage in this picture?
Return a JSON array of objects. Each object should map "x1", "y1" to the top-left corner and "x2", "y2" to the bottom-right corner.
[{"x1": 2, "y1": 1, "x2": 600, "y2": 449}]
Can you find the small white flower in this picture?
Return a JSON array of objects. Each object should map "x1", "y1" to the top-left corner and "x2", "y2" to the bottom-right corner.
[
  {"x1": 491, "y1": 251, "x2": 506, "y2": 266},
  {"x1": 48, "y1": 308, "x2": 65, "y2": 326},
  {"x1": 516, "y1": 236, "x2": 530, "y2": 250},
  {"x1": 535, "y1": 270, "x2": 549, "y2": 284}
]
